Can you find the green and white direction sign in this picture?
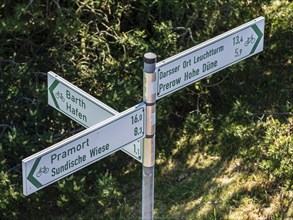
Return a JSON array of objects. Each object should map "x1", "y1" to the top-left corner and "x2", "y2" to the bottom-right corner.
[
  {"x1": 48, "y1": 71, "x2": 116, "y2": 127},
  {"x1": 22, "y1": 103, "x2": 145, "y2": 196},
  {"x1": 48, "y1": 71, "x2": 143, "y2": 162},
  {"x1": 156, "y1": 16, "x2": 265, "y2": 99}
]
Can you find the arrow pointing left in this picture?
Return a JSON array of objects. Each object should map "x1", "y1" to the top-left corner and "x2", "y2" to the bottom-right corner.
[
  {"x1": 26, "y1": 157, "x2": 43, "y2": 188},
  {"x1": 47, "y1": 72, "x2": 143, "y2": 162},
  {"x1": 48, "y1": 80, "x2": 60, "y2": 109},
  {"x1": 22, "y1": 103, "x2": 145, "y2": 196},
  {"x1": 48, "y1": 72, "x2": 116, "y2": 128}
]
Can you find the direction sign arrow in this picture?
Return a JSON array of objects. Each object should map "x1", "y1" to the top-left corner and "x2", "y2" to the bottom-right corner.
[
  {"x1": 156, "y1": 16, "x2": 265, "y2": 99},
  {"x1": 48, "y1": 71, "x2": 143, "y2": 162},
  {"x1": 22, "y1": 103, "x2": 145, "y2": 196},
  {"x1": 48, "y1": 71, "x2": 117, "y2": 128}
]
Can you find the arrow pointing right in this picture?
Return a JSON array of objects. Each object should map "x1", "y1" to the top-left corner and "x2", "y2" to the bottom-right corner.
[{"x1": 250, "y1": 24, "x2": 264, "y2": 55}]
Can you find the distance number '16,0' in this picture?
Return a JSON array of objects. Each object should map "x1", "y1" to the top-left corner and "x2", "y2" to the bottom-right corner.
[{"x1": 131, "y1": 113, "x2": 143, "y2": 124}]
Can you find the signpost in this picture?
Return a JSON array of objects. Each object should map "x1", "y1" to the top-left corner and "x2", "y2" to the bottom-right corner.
[
  {"x1": 22, "y1": 16, "x2": 265, "y2": 220},
  {"x1": 156, "y1": 17, "x2": 264, "y2": 99},
  {"x1": 141, "y1": 16, "x2": 264, "y2": 220},
  {"x1": 22, "y1": 103, "x2": 145, "y2": 196},
  {"x1": 48, "y1": 71, "x2": 143, "y2": 162}
]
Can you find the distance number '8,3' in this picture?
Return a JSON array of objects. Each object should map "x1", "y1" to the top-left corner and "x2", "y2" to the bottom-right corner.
[{"x1": 134, "y1": 127, "x2": 143, "y2": 136}]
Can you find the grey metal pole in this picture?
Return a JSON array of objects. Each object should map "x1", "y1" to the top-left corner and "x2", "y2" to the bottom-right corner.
[{"x1": 142, "y1": 52, "x2": 157, "y2": 220}]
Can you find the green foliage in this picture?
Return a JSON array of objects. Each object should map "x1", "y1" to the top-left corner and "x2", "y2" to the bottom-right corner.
[
  {"x1": 255, "y1": 117, "x2": 292, "y2": 187},
  {"x1": 0, "y1": 171, "x2": 21, "y2": 219},
  {"x1": 0, "y1": 0, "x2": 292, "y2": 219}
]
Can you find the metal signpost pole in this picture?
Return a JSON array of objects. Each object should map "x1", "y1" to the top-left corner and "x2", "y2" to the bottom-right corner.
[{"x1": 142, "y1": 53, "x2": 157, "y2": 220}]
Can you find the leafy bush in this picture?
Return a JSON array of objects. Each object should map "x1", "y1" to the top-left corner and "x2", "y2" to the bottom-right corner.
[
  {"x1": 257, "y1": 117, "x2": 292, "y2": 187},
  {"x1": 0, "y1": 0, "x2": 292, "y2": 219}
]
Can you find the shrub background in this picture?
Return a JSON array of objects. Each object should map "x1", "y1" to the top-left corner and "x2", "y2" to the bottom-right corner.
[{"x1": 0, "y1": 1, "x2": 292, "y2": 219}]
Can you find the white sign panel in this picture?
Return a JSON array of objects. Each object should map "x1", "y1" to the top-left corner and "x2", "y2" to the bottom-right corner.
[
  {"x1": 48, "y1": 71, "x2": 143, "y2": 162},
  {"x1": 22, "y1": 103, "x2": 145, "y2": 196},
  {"x1": 156, "y1": 16, "x2": 265, "y2": 99},
  {"x1": 48, "y1": 71, "x2": 117, "y2": 127}
]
